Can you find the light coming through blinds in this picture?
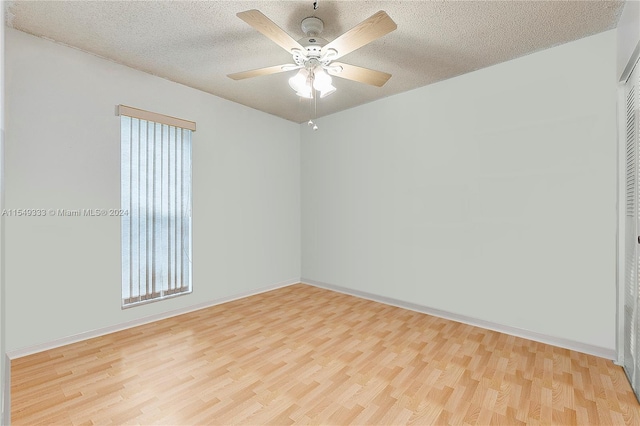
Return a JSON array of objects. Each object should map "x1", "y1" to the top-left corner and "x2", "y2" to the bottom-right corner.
[{"x1": 120, "y1": 107, "x2": 193, "y2": 307}]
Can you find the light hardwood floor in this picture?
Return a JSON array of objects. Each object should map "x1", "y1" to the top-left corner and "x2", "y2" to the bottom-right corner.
[{"x1": 11, "y1": 284, "x2": 640, "y2": 425}]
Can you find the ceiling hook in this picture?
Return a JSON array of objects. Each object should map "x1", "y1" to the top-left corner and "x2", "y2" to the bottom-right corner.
[{"x1": 313, "y1": 1, "x2": 318, "y2": 10}]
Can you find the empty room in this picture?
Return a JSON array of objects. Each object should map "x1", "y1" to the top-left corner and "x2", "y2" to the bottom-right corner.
[{"x1": 1, "y1": 0, "x2": 640, "y2": 424}]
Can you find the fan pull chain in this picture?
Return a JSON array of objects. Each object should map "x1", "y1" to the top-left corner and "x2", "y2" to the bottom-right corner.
[
  {"x1": 307, "y1": 70, "x2": 319, "y2": 131},
  {"x1": 314, "y1": 91, "x2": 318, "y2": 130}
]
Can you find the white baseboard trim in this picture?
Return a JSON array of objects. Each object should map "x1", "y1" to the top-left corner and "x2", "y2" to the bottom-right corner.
[
  {"x1": 6, "y1": 278, "x2": 300, "y2": 360},
  {"x1": 301, "y1": 278, "x2": 617, "y2": 360},
  {"x1": 6, "y1": 277, "x2": 617, "y2": 362}
]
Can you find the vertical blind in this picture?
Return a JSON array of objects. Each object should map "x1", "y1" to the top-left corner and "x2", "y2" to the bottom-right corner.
[
  {"x1": 120, "y1": 106, "x2": 194, "y2": 307},
  {"x1": 624, "y1": 61, "x2": 640, "y2": 399}
]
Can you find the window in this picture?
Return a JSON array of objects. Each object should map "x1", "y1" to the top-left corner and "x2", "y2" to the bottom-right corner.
[{"x1": 119, "y1": 105, "x2": 195, "y2": 307}]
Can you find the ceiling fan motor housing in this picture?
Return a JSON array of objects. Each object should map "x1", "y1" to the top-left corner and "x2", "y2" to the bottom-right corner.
[
  {"x1": 295, "y1": 17, "x2": 330, "y2": 67},
  {"x1": 301, "y1": 16, "x2": 324, "y2": 36},
  {"x1": 298, "y1": 36, "x2": 327, "y2": 47},
  {"x1": 297, "y1": 16, "x2": 327, "y2": 64}
]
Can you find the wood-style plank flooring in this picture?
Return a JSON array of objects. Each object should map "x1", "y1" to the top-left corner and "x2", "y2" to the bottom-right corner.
[{"x1": 11, "y1": 284, "x2": 640, "y2": 425}]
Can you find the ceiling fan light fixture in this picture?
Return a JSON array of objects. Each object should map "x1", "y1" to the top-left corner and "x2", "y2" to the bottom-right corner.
[
  {"x1": 313, "y1": 68, "x2": 336, "y2": 98},
  {"x1": 288, "y1": 68, "x2": 309, "y2": 94},
  {"x1": 319, "y1": 84, "x2": 336, "y2": 98},
  {"x1": 296, "y1": 88, "x2": 313, "y2": 99},
  {"x1": 312, "y1": 68, "x2": 330, "y2": 89}
]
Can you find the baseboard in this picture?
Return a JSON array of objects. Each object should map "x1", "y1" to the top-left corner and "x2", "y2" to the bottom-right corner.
[
  {"x1": 6, "y1": 276, "x2": 617, "y2": 362},
  {"x1": 301, "y1": 278, "x2": 617, "y2": 360},
  {"x1": 6, "y1": 278, "x2": 299, "y2": 360}
]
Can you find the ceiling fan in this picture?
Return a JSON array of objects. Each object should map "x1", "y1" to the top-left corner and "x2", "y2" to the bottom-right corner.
[{"x1": 228, "y1": 9, "x2": 397, "y2": 99}]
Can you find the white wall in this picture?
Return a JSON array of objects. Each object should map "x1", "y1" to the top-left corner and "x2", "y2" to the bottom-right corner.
[
  {"x1": 4, "y1": 28, "x2": 301, "y2": 352},
  {"x1": 3, "y1": 19, "x2": 620, "y2": 356},
  {"x1": 617, "y1": 0, "x2": 640, "y2": 81},
  {"x1": 302, "y1": 30, "x2": 618, "y2": 353}
]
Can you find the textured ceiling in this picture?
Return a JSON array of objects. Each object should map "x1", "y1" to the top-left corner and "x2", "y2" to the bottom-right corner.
[{"x1": 6, "y1": 1, "x2": 624, "y2": 123}]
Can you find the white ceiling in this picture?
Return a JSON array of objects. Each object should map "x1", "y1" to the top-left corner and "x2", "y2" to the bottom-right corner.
[{"x1": 5, "y1": 1, "x2": 624, "y2": 123}]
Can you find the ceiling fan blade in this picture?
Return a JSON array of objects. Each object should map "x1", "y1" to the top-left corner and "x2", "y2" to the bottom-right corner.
[
  {"x1": 321, "y1": 11, "x2": 396, "y2": 60},
  {"x1": 227, "y1": 64, "x2": 298, "y2": 80},
  {"x1": 237, "y1": 9, "x2": 305, "y2": 54},
  {"x1": 327, "y1": 62, "x2": 392, "y2": 87}
]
